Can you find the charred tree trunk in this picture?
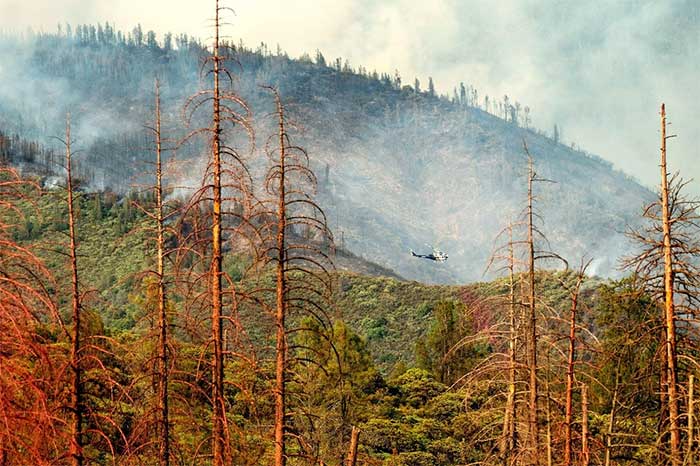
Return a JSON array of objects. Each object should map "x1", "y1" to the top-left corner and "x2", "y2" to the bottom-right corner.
[
  {"x1": 261, "y1": 86, "x2": 334, "y2": 466},
  {"x1": 604, "y1": 367, "x2": 620, "y2": 466},
  {"x1": 154, "y1": 79, "x2": 170, "y2": 466},
  {"x1": 660, "y1": 103, "x2": 680, "y2": 466},
  {"x1": 526, "y1": 155, "x2": 539, "y2": 465},
  {"x1": 346, "y1": 426, "x2": 360, "y2": 466},
  {"x1": 274, "y1": 92, "x2": 288, "y2": 466},
  {"x1": 688, "y1": 374, "x2": 695, "y2": 464},
  {"x1": 582, "y1": 384, "x2": 590, "y2": 466},
  {"x1": 182, "y1": 3, "x2": 254, "y2": 461},
  {"x1": 501, "y1": 225, "x2": 518, "y2": 465},
  {"x1": 65, "y1": 114, "x2": 83, "y2": 466},
  {"x1": 564, "y1": 279, "x2": 580, "y2": 466},
  {"x1": 659, "y1": 327, "x2": 669, "y2": 463},
  {"x1": 211, "y1": 3, "x2": 226, "y2": 464}
]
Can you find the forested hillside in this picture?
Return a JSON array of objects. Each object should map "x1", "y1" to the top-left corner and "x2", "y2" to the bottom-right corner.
[
  {"x1": 0, "y1": 26, "x2": 653, "y2": 283},
  {"x1": 0, "y1": 18, "x2": 697, "y2": 466},
  {"x1": 3, "y1": 186, "x2": 678, "y2": 465}
]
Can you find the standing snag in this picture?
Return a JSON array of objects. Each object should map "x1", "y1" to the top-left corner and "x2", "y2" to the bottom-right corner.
[
  {"x1": 625, "y1": 103, "x2": 700, "y2": 465},
  {"x1": 520, "y1": 140, "x2": 564, "y2": 466},
  {"x1": 485, "y1": 220, "x2": 524, "y2": 465},
  {"x1": 178, "y1": 2, "x2": 256, "y2": 463},
  {"x1": 253, "y1": 86, "x2": 335, "y2": 465},
  {"x1": 153, "y1": 78, "x2": 171, "y2": 466},
  {"x1": 0, "y1": 167, "x2": 64, "y2": 464},
  {"x1": 561, "y1": 261, "x2": 591, "y2": 466},
  {"x1": 125, "y1": 78, "x2": 181, "y2": 466},
  {"x1": 64, "y1": 113, "x2": 85, "y2": 466}
]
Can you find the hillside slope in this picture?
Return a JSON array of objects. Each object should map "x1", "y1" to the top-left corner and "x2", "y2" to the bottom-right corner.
[
  {"x1": 0, "y1": 30, "x2": 654, "y2": 283},
  {"x1": 12, "y1": 189, "x2": 601, "y2": 372}
]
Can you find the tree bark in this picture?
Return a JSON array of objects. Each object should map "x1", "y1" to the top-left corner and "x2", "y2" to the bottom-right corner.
[
  {"x1": 346, "y1": 426, "x2": 360, "y2": 466},
  {"x1": 564, "y1": 280, "x2": 580, "y2": 466},
  {"x1": 66, "y1": 113, "x2": 83, "y2": 466},
  {"x1": 501, "y1": 225, "x2": 518, "y2": 465},
  {"x1": 660, "y1": 103, "x2": 680, "y2": 466},
  {"x1": 154, "y1": 79, "x2": 170, "y2": 466},
  {"x1": 659, "y1": 327, "x2": 669, "y2": 463},
  {"x1": 527, "y1": 155, "x2": 539, "y2": 465},
  {"x1": 604, "y1": 367, "x2": 620, "y2": 466},
  {"x1": 274, "y1": 92, "x2": 288, "y2": 466},
  {"x1": 582, "y1": 384, "x2": 590, "y2": 466},
  {"x1": 211, "y1": 3, "x2": 225, "y2": 463},
  {"x1": 688, "y1": 374, "x2": 695, "y2": 464}
]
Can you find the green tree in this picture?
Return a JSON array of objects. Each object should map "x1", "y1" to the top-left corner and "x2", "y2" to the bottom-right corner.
[
  {"x1": 593, "y1": 278, "x2": 660, "y2": 464},
  {"x1": 296, "y1": 319, "x2": 381, "y2": 464},
  {"x1": 91, "y1": 194, "x2": 103, "y2": 221},
  {"x1": 415, "y1": 300, "x2": 481, "y2": 385}
]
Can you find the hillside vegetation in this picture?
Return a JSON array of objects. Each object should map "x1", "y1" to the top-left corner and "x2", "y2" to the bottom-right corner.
[
  {"x1": 4, "y1": 185, "x2": 678, "y2": 465},
  {"x1": 0, "y1": 22, "x2": 696, "y2": 466},
  {"x1": 0, "y1": 28, "x2": 653, "y2": 283}
]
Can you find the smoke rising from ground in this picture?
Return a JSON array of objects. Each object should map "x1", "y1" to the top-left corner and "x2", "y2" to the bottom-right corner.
[
  {"x1": 0, "y1": 22, "x2": 661, "y2": 284},
  {"x1": 1, "y1": 0, "x2": 697, "y2": 193}
]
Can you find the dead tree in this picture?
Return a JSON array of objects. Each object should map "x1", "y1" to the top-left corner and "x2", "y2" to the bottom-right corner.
[
  {"x1": 439, "y1": 294, "x2": 518, "y2": 463},
  {"x1": 660, "y1": 103, "x2": 681, "y2": 465},
  {"x1": 561, "y1": 261, "x2": 591, "y2": 466},
  {"x1": 346, "y1": 426, "x2": 360, "y2": 466},
  {"x1": 140, "y1": 78, "x2": 175, "y2": 466},
  {"x1": 64, "y1": 113, "x2": 84, "y2": 466},
  {"x1": 483, "y1": 162, "x2": 563, "y2": 466},
  {"x1": 178, "y1": 2, "x2": 256, "y2": 463},
  {"x1": 689, "y1": 374, "x2": 695, "y2": 463},
  {"x1": 154, "y1": 78, "x2": 170, "y2": 466},
  {"x1": 526, "y1": 149, "x2": 539, "y2": 465},
  {"x1": 96, "y1": 79, "x2": 192, "y2": 465},
  {"x1": 485, "y1": 221, "x2": 524, "y2": 465},
  {"x1": 581, "y1": 383, "x2": 590, "y2": 466},
  {"x1": 522, "y1": 140, "x2": 560, "y2": 465},
  {"x1": 0, "y1": 167, "x2": 64, "y2": 463},
  {"x1": 504, "y1": 225, "x2": 519, "y2": 465},
  {"x1": 273, "y1": 88, "x2": 289, "y2": 466},
  {"x1": 604, "y1": 365, "x2": 621, "y2": 466},
  {"x1": 49, "y1": 113, "x2": 129, "y2": 465},
  {"x1": 253, "y1": 87, "x2": 335, "y2": 465},
  {"x1": 210, "y1": 12, "x2": 227, "y2": 463},
  {"x1": 563, "y1": 282, "x2": 578, "y2": 466},
  {"x1": 625, "y1": 103, "x2": 700, "y2": 465}
]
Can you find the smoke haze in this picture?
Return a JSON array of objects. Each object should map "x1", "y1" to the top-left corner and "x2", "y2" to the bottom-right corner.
[{"x1": 1, "y1": 0, "x2": 697, "y2": 193}]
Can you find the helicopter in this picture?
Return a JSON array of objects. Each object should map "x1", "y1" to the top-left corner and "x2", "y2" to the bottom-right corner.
[{"x1": 410, "y1": 245, "x2": 448, "y2": 263}]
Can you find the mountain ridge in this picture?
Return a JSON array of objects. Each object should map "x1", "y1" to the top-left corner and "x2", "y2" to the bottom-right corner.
[{"x1": 0, "y1": 28, "x2": 654, "y2": 283}]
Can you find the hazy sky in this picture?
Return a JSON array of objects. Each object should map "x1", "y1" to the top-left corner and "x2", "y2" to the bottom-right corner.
[{"x1": 1, "y1": 0, "x2": 698, "y2": 194}]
